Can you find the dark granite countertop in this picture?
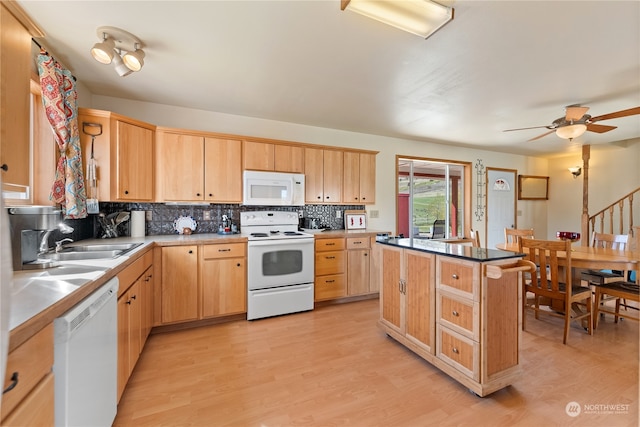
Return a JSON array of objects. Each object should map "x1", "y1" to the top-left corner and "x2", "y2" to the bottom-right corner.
[{"x1": 377, "y1": 237, "x2": 524, "y2": 262}]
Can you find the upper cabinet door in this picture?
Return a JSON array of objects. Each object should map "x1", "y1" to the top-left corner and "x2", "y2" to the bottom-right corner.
[
  {"x1": 274, "y1": 145, "x2": 304, "y2": 173},
  {"x1": 116, "y1": 121, "x2": 154, "y2": 201},
  {"x1": 343, "y1": 151, "x2": 360, "y2": 203},
  {"x1": 322, "y1": 150, "x2": 342, "y2": 204},
  {"x1": 157, "y1": 132, "x2": 204, "y2": 201},
  {"x1": 304, "y1": 147, "x2": 324, "y2": 203},
  {"x1": 243, "y1": 141, "x2": 274, "y2": 171},
  {"x1": 359, "y1": 152, "x2": 376, "y2": 204},
  {"x1": 205, "y1": 137, "x2": 242, "y2": 203}
]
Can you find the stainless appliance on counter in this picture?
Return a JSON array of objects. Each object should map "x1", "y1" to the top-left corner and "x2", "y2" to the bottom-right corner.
[
  {"x1": 241, "y1": 211, "x2": 314, "y2": 320},
  {"x1": 6, "y1": 206, "x2": 72, "y2": 270}
]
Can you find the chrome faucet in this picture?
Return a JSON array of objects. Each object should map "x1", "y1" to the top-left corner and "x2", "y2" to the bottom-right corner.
[
  {"x1": 38, "y1": 222, "x2": 75, "y2": 254},
  {"x1": 55, "y1": 238, "x2": 74, "y2": 252}
]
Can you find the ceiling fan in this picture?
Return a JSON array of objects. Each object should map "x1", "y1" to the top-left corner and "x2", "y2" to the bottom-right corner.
[{"x1": 503, "y1": 105, "x2": 640, "y2": 142}]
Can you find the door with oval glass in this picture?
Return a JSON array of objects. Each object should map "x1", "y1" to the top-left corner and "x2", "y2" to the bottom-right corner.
[{"x1": 485, "y1": 168, "x2": 517, "y2": 250}]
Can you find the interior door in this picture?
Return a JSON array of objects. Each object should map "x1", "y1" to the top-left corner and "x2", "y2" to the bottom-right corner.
[{"x1": 485, "y1": 168, "x2": 517, "y2": 250}]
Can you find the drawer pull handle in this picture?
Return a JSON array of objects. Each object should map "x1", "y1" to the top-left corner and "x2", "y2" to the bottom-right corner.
[
  {"x1": 452, "y1": 310, "x2": 459, "y2": 317},
  {"x1": 353, "y1": 241, "x2": 362, "y2": 244},
  {"x1": 3, "y1": 372, "x2": 18, "y2": 394},
  {"x1": 326, "y1": 280, "x2": 335, "y2": 283},
  {"x1": 326, "y1": 256, "x2": 335, "y2": 259},
  {"x1": 452, "y1": 347, "x2": 459, "y2": 354},
  {"x1": 326, "y1": 243, "x2": 335, "y2": 246},
  {"x1": 452, "y1": 274, "x2": 459, "y2": 279},
  {"x1": 218, "y1": 248, "x2": 231, "y2": 252}
]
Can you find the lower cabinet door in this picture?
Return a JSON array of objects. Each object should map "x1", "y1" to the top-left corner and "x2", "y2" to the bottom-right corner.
[
  {"x1": 202, "y1": 257, "x2": 246, "y2": 318},
  {"x1": 2, "y1": 373, "x2": 54, "y2": 426},
  {"x1": 161, "y1": 246, "x2": 199, "y2": 323}
]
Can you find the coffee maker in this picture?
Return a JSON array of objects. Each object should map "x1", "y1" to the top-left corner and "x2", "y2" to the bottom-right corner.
[{"x1": 6, "y1": 206, "x2": 71, "y2": 270}]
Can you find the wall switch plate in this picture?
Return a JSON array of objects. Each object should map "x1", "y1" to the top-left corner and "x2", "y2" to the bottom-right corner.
[
  {"x1": 145, "y1": 211, "x2": 152, "y2": 221},
  {"x1": 298, "y1": 210, "x2": 304, "y2": 218},
  {"x1": 336, "y1": 210, "x2": 341, "y2": 218},
  {"x1": 369, "y1": 210, "x2": 379, "y2": 219},
  {"x1": 203, "y1": 211, "x2": 211, "y2": 221}
]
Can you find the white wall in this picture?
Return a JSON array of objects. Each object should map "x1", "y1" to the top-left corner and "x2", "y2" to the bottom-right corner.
[
  {"x1": 547, "y1": 139, "x2": 640, "y2": 241},
  {"x1": 89, "y1": 95, "x2": 555, "y2": 240}
]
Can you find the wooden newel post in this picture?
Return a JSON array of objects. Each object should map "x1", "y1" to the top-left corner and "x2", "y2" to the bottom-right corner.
[{"x1": 581, "y1": 145, "x2": 590, "y2": 246}]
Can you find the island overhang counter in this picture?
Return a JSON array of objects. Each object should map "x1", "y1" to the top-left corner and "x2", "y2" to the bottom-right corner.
[{"x1": 376, "y1": 238, "x2": 533, "y2": 397}]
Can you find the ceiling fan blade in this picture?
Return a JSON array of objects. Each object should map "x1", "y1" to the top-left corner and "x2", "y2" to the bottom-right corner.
[
  {"x1": 503, "y1": 125, "x2": 550, "y2": 132},
  {"x1": 527, "y1": 130, "x2": 555, "y2": 142},
  {"x1": 565, "y1": 106, "x2": 589, "y2": 121},
  {"x1": 590, "y1": 106, "x2": 640, "y2": 123},
  {"x1": 586, "y1": 123, "x2": 617, "y2": 133}
]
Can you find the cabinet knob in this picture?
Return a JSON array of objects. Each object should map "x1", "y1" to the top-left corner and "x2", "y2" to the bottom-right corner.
[
  {"x1": 452, "y1": 310, "x2": 459, "y2": 317},
  {"x1": 209, "y1": 193, "x2": 213, "y2": 197},
  {"x1": 196, "y1": 193, "x2": 201, "y2": 197},
  {"x1": 0, "y1": 164, "x2": 7, "y2": 172},
  {"x1": 326, "y1": 196, "x2": 330, "y2": 199},
  {"x1": 452, "y1": 347, "x2": 459, "y2": 354},
  {"x1": 362, "y1": 197, "x2": 366, "y2": 200},
  {"x1": 237, "y1": 263, "x2": 241, "y2": 267},
  {"x1": 124, "y1": 190, "x2": 129, "y2": 195},
  {"x1": 317, "y1": 196, "x2": 321, "y2": 200},
  {"x1": 188, "y1": 250, "x2": 193, "y2": 254},
  {"x1": 364, "y1": 253, "x2": 368, "y2": 257},
  {"x1": 452, "y1": 274, "x2": 459, "y2": 279}
]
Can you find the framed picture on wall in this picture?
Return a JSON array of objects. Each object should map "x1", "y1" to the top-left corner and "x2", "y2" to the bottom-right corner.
[
  {"x1": 518, "y1": 175, "x2": 549, "y2": 200},
  {"x1": 344, "y1": 210, "x2": 367, "y2": 230}
]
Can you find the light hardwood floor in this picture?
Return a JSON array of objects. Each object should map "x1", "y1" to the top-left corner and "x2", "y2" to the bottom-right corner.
[{"x1": 114, "y1": 299, "x2": 639, "y2": 427}]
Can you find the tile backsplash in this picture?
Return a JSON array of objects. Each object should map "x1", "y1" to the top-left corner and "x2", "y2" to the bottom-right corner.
[{"x1": 94, "y1": 203, "x2": 365, "y2": 237}]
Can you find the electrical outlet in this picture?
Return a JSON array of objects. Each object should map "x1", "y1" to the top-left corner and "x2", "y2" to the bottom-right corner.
[
  {"x1": 203, "y1": 211, "x2": 211, "y2": 221},
  {"x1": 145, "y1": 210, "x2": 152, "y2": 221},
  {"x1": 370, "y1": 210, "x2": 379, "y2": 219},
  {"x1": 298, "y1": 210, "x2": 304, "y2": 218},
  {"x1": 336, "y1": 210, "x2": 341, "y2": 218}
]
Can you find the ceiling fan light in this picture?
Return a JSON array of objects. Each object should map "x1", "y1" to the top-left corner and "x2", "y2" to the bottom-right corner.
[
  {"x1": 341, "y1": 0, "x2": 453, "y2": 39},
  {"x1": 91, "y1": 36, "x2": 115, "y2": 64},
  {"x1": 556, "y1": 123, "x2": 586, "y2": 140},
  {"x1": 122, "y1": 48, "x2": 145, "y2": 72}
]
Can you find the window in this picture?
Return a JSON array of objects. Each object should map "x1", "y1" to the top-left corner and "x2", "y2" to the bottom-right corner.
[{"x1": 396, "y1": 156, "x2": 471, "y2": 239}]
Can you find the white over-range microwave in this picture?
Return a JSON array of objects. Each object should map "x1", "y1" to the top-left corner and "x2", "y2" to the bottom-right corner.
[{"x1": 243, "y1": 171, "x2": 305, "y2": 206}]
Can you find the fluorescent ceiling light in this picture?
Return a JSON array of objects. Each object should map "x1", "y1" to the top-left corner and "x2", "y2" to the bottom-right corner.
[{"x1": 341, "y1": 0, "x2": 454, "y2": 39}]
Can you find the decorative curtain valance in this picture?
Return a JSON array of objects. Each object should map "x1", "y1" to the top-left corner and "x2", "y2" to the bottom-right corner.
[{"x1": 37, "y1": 50, "x2": 87, "y2": 219}]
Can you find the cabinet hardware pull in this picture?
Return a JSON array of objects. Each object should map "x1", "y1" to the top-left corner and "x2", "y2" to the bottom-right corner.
[
  {"x1": 452, "y1": 347, "x2": 459, "y2": 354},
  {"x1": 326, "y1": 280, "x2": 335, "y2": 283},
  {"x1": 218, "y1": 249, "x2": 231, "y2": 252},
  {"x1": 327, "y1": 243, "x2": 335, "y2": 246},
  {"x1": 126, "y1": 300, "x2": 132, "y2": 305},
  {"x1": 452, "y1": 310, "x2": 459, "y2": 317},
  {"x1": 131, "y1": 295, "x2": 137, "y2": 300},
  {"x1": 362, "y1": 197, "x2": 366, "y2": 200},
  {"x1": 364, "y1": 253, "x2": 368, "y2": 257},
  {"x1": 354, "y1": 241, "x2": 362, "y2": 244},
  {"x1": 209, "y1": 193, "x2": 213, "y2": 197},
  {"x1": 124, "y1": 190, "x2": 129, "y2": 195},
  {"x1": 0, "y1": 164, "x2": 7, "y2": 172},
  {"x1": 452, "y1": 274, "x2": 459, "y2": 279},
  {"x1": 145, "y1": 277, "x2": 150, "y2": 282},
  {"x1": 237, "y1": 263, "x2": 241, "y2": 267},
  {"x1": 326, "y1": 256, "x2": 335, "y2": 259},
  {"x1": 3, "y1": 372, "x2": 18, "y2": 394},
  {"x1": 317, "y1": 196, "x2": 321, "y2": 199},
  {"x1": 326, "y1": 196, "x2": 330, "y2": 199},
  {"x1": 188, "y1": 250, "x2": 193, "y2": 254},
  {"x1": 196, "y1": 193, "x2": 201, "y2": 197}
]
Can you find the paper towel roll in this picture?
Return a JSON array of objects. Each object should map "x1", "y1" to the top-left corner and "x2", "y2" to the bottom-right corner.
[{"x1": 131, "y1": 211, "x2": 146, "y2": 237}]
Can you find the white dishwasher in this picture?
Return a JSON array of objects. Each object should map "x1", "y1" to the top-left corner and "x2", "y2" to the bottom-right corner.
[{"x1": 54, "y1": 277, "x2": 118, "y2": 427}]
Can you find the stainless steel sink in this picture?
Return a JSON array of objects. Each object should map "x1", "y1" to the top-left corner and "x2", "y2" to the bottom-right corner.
[
  {"x1": 41, "y1": 250, "x2": 124, "y2": 261},
  {"x1": 40, "y1": 265, "x2": 109, "y2": 276},
  {"x1": 66, "y1": 243, "x2": 142, "y2": 252}
]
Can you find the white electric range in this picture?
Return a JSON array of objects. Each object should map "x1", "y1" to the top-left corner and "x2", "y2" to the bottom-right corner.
[{"x1": 240, "y1": 211, "x2": 315, "y2": 320}]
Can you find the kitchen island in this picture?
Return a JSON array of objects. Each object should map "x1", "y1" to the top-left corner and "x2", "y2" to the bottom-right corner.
[{"x1": 377, "y1": 237, "x2": 533, "y2": 397}]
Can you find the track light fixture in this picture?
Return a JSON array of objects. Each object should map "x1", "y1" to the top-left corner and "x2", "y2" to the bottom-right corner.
[{"x1": 90, "y1": 26, "x2": 145, "y2": 76}]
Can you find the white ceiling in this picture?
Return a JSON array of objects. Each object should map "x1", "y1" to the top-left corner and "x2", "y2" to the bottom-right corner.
[{"x1": 17, "y1": 0, "x2": 640, "y2": 157}]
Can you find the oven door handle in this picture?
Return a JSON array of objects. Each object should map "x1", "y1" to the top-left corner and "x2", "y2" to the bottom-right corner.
[{"x1": 248, "y1": 239, "x2": 314, "y2": 247}]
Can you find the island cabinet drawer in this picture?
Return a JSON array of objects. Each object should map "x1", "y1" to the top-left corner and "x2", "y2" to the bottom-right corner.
[
  {"x1": 316, "y1": 238, "x2": 345, "y2": 252},
  {"x1": 437, "y1": 258, "x2": 480, "y2": 301},
  {"x1": 315, "y1": 251, "x2": 345, "y2": 275},
  {"x1": 437, "y1": 293, "x2": 479, "y2": 341},
  {"x1": 2, "y1": 324, "x2": 54, "y2": 421},
  {"x1": 202, "y1": 243, "x2": 245, "y2": 259},
  {"x1": 315, "y1": 274, "x2": 346, "y2": 301},
  {"x1": 346, "y1": 237, "x2": 370, "y2": 250},
  {"x1": 437, "y1": 325, "x2": 479, "y2": 381}
]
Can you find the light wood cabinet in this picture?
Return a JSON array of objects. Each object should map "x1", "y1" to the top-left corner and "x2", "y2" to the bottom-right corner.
[
  {"x1": 0, "y1": 4, "x2": 31, "y2": 201},
  {"x1": 1, "y1": 324, "x2": 54, "y2": 426},
  {"x1": 378, "y1": 242, "x2": 526, "y2": 396},
  {"x1": 78, "y1": 109, "x2": 155, "y2": 201},
  {"x1": 243, "y1": 140, "x2": 304, "y2": 173},
  {"x1": 346, "y1": 237, "x2": 371, "y2": 296},
  {"x1": 314, "y1": 237, "x2": 346, "y2": 301},
  {"x1": 156, "y1": 129, "x2": 242, "y2": 202},
  {"x1": 343, "y1": 152, "x2": 376, "y2": 204},
  {"x1": 304, "y1": 148, "x2": 343, "y2": 204},
  {"x1": 161, "y1": 245, "x2": 199, "y2": 324},
  {"x1": 159, "y1": 242, "x2": 247, "y2": 325},
  {"x1": 201, "y1": 243, "x2": 247, "y2": 318},
  {"x1": 379, "y1": 246, "x2": 435, "y2": 354},
  {"x1": 116, "y1": 250, "x2": 154, "y2": 402}
]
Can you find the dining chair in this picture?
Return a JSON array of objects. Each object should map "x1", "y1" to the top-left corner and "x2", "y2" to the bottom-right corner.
[
  {"x1": 504, "y1": 228, "x2": 534, "y2": 245},
  {"x1": 469, "y1": 229, "x2": 481, "y2": 248},
  {"x1": 585, "y1": 232, "x2": 631, "y2": 319},
  {"x1": 519, "y1": 238, "x2": 593, "y2": 344},
  {"x1": 431, "y1": 220, "x2": 446, "y2": 239},
  {"x1": 593, "y1": 281, "x2": 639, "y2": 328}
]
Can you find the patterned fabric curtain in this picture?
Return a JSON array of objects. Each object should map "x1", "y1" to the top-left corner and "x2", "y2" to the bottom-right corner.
[{"x1": 37, "y1": 50, "x2": 87, "y2": 219}]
